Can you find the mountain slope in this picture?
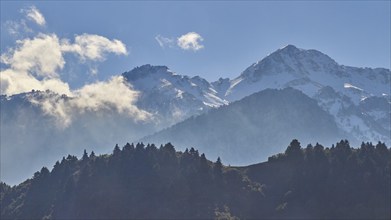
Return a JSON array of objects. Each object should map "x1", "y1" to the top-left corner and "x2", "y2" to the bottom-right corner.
[
  {"x1": 225, "y1": 45, "x2": 389, "y2": 101},
  {"x1": 122, "y1": 64, "x2": 228, "y2": 125},
  {"x1": 142, "y1": 88, "x2": 343, "y2": 165},
  {"x1": 220, "y1": 45, "x2": 390, "y2": 144}
]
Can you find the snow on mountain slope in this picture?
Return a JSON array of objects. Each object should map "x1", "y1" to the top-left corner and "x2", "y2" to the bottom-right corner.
[
  {"x1": 221, "y1": 45, "x2": 390, "y2": 144},
  {"x1": 122, "y1": 64, "x2": 228, "y2": 125},
  {"x1": 225, "y1": 45, "x2": 389, "y2": 101},
  {"x1": 314, "y1": 86, "x2": 389, "y2": 143},
  {"x1": 211, "y1": 77, "x2": 231, "y2": 98}
]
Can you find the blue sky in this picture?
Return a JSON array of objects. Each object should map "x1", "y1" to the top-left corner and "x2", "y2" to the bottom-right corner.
[{"x1": 1, "y1": 1, "x2": 390, "y2": 89}]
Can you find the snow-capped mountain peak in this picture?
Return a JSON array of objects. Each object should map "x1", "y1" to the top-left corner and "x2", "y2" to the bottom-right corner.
[
  {"x1": 239, "y1": 45, "x2": 340, "y2": 81},
  {"x1": 226, "y1": 45, "x2": 389, "y2": 99},
  {"x1": 122, "y1": 64, "x2": 228, "y2": 125},
  {"x1": 278, "y1": 44, "x2": 304, "y2": 54},
  {"x1": 223, "y1": 45, "x2": 390, "y2": 144},
  {"x1": 122, "y1": 65, "x2": 174, "y2": 86}
]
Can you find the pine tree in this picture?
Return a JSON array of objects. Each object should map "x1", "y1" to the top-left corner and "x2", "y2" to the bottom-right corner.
[
  {"x1": 213, "y1": 157, "x2": 223, "y2": 179},
  {"x1": 113, "y1": 144, "x2": 121, "y2": 155},
  {"x1": 285, "y1": 139, "x2": 303, "y2": 160},
  {"x1": 82, "y1": 149, "x2": 89, "y2": 161}
]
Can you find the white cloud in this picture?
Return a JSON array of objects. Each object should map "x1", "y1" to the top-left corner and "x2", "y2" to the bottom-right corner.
[
  {"x1": 0, "y1": 69, "x2": 72, "y2": 96},
  {"x1": 1, "y1": 34, "x2": 65, "y2": 79},
  {"x1": 29, "y1": 76, "x2": 151, "y2": 127},
  {"x1": 73, "y1": 76, "x2": 149, "y2": 118},
  {"x1": 155, "y1": 35, "x2": 175, "y2": 48},
  {"x1": 0, "y1": 6, "x2": 149, "y2": 126},
  {"x1": 23, "y1": 6, "x2": 46, "y2": 26},
  {"x1": 0, "y1": 33, "x2": 139, "y2": 125},
  {"x1": 62, "y1": 34, "x2": 128, "y2": 61},
  {"x1": 0, "y1": 33, "x2": 128, "y2": 96},
  {"x1": 177, "y1": 32, "x2": 204, "y2": 51}
]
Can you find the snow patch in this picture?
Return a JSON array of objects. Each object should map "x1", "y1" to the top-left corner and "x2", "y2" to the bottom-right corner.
[{"x1": 344, "y1": 83, "x2": 363, "y2": 91}]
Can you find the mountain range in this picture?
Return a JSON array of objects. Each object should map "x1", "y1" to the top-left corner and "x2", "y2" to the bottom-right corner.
[
  {"x1": 1, "y1": 44, "x2": 390, "y2": 185},
  {"x1": 126, "y1": 45, "x2": 390, "y2": 145}
]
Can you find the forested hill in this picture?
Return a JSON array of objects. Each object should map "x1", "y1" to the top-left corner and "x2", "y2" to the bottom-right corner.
[{"x1": 1, "y1": 140, "x2": 390, "y2": 219}]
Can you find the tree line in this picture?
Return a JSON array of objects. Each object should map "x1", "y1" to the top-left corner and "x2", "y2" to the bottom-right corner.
[{"x1": 1, "y1": 140, "x2": 390, "y2": 219}]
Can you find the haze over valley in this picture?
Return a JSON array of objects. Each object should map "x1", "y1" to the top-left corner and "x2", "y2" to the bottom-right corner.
[
  {"x1": 1, "y1": 2, "x2": 390, "y2": 219},
  {"x1": 1, "y1": 45, "x2": 390, "y2": 185}
]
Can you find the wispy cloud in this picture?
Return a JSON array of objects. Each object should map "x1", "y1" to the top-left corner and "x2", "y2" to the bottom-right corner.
[
  {"x1": 22, "y1": 6, "x2": 46, "y2": 26},
  {"x1": 2, "y1": 6, "x2": 44, "y2": 37},
  {"x1": 4, "y1": 20, "x2": 32, "y2": 36},
  {"x1": 177, "y1": 32, "x2": 204, "y2": 51},
  {"x1": 155, "y1": 34, "x2": 175, "y2": 48},
  {"x1": 155, "y1": 32, "x2": 204, "y2": 51}
]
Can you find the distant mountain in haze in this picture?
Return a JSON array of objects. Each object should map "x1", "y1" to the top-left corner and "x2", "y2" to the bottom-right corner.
[
  {"x1": 141, "y1": 88, "x2": 343, "y2": 165},
  {"x1": 0, "y1": 64, "x2": 230, "y2": 185},
  {"x1": 0, "y1": 91, "x2": 155, "y2": 185},
  {"x1": 1, "y1": 45, "x2": 389, "y2": 185}
]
